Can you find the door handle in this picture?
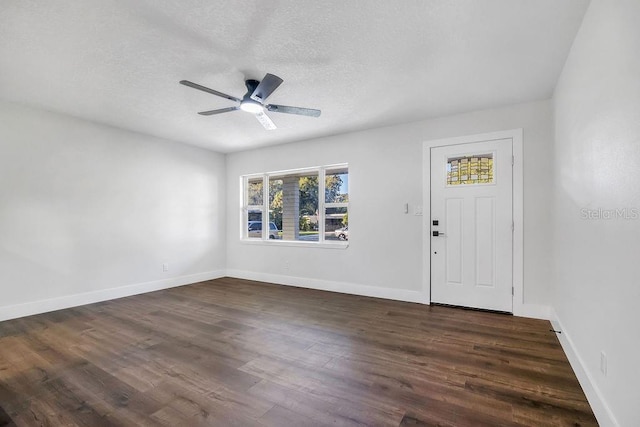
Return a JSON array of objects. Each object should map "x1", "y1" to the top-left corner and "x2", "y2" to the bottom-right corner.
[{"x1": 432, "y1": 231, "x2": 446, "y2": 237}]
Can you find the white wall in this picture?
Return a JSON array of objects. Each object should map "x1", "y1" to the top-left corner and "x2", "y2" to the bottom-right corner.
[
  {"x1": 226, "y1": 99, "x2": 554, "y2": 307},
  {"x1": 0, "y1": 100, "x2": 226, "y2": 320},
  {"x1": 552, "y1": 1, "x2": 640, "y2": 425}
]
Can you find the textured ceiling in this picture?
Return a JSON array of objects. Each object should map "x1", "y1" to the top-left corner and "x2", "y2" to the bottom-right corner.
[{"x1": 0, "y1": 0, "x2": 589, "y2": 153}]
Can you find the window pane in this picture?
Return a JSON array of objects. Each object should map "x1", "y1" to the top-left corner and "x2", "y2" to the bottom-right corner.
[
  {"x1": 447, "y1": 154, "x2": 494, "y2": 185},
  {"x1": 276, "y1": 173, "x2": 319, "y2": 242},
  {"x1": 247, "y1": 210, "x2": 263, "y2": 239},
  {"x1": 325, "y1": 207, "x2": 348, "y2": 241},
  {"x1": 247, "y1": 177, "x2": 263, "y2": 205},
  {"x1": 325, "y1": 168, "x2": 349, "y2": 203},
  {"x1": 268, "y1": 177, "x2": 283, "y2": 240},
  {"x1": 298, "y1": 173, "x2": 319, "y2": 241}
]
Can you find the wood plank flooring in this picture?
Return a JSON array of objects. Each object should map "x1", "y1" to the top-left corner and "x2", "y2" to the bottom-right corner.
[{"x1": 0, "y1": 277, "x2": 597, "y2": 426}]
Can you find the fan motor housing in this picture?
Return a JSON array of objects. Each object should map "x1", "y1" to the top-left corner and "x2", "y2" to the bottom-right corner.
[{"x1": 245, "y1": 79, "x2": 260, "y2": 94}]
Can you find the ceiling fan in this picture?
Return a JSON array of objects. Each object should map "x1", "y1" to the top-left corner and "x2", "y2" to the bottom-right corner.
[{"x1": 179, "y1": 73, "x2": 321, "y2": 130}]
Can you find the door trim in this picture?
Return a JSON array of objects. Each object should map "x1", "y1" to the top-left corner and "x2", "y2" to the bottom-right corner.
[{"x1": 422, "y1": 129, "x2": 524, "y2": 314}]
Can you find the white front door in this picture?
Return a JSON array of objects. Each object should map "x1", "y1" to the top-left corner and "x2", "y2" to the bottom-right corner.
[{"x1": 430, "y1": 139, "x2": 513, "y2": 312}]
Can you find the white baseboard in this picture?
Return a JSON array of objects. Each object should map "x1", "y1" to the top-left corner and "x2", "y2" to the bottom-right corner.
[
  {"x1": 513, "y1": 302, "x2": 552, "y2": 320},
  {"x1": 0, "y1": 267, "x2": 553, "y2": 326},
  {"x1": 226, "y1": 270, "x2": 556, "y2": 321},
  {"x1": 0, "y1": 270, "x2": 225, "y2": 322},
  {"x1": 550, "y1": 309, "x2": 618, "y2": 427},
  {"x1": 225, "y1": 269, "x2": 430, "y2": 304}
]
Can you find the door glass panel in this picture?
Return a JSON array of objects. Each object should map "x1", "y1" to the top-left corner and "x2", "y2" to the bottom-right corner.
[{"x1": 447, "y1": 153, "x2": 494, "y2": 185}]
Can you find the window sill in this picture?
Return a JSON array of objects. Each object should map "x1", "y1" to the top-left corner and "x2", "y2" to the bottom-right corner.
[{"x1": 240, "y1": 239, "x2": 349, "y2": 249}]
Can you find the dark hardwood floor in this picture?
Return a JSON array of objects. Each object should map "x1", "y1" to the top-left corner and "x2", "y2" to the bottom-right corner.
[{"x1": 0, "y1": 277, "x2": 597, "y2": 426}]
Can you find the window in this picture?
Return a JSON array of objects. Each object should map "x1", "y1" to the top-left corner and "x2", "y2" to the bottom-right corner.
[
  {"x1": 245, "y1": 177, "x2": 264, "y2": 239},
  {"x1": 324, "y1": 166, "x2": 349, "y2": 241},
  {"x1": 242, "y1": 164, "x2": 349, "y2": 244}
]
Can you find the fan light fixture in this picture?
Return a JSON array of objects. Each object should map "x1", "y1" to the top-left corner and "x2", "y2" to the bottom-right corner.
[
  {"x1": 239, "y1": 100, "x2": 263, "y2": 114},
  {"x1": 179, "y1": 73, "x2": 321, "y2": 130}
]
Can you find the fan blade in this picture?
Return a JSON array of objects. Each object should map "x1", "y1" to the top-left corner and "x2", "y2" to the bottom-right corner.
[
  {"x1": 254, "y1": 111, "x2": 277, "y2": 130},
  {"x1": 180, "y1": 80, "x2": 241, "y2": 102},
  {"x1": 198, "y1": 106, "x2": 239, "y2": 116},
  {"x1": 266, "y1": 104, "x2": 321, "y2": 117},
  {"x1": 250, "y1": 73, "x2": 283, "y2": 103}
]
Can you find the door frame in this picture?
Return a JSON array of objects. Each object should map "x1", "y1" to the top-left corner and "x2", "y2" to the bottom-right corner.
[{"x1": 422, "y1": 129, "x2": 524, "y2": 314}]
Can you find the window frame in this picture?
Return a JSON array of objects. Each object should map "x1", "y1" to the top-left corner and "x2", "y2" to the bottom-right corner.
[{"x1": 241, "y1": 163, "x2": 349, "y2": 247}]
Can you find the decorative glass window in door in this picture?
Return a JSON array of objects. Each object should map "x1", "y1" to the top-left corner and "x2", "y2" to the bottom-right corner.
[{"x1": 447, "y1": 153, "x2": 494, "y2": 185}]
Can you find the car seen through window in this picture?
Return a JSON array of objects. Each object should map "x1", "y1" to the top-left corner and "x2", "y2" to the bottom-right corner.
[{"x1": 248, "y1": 221, "x2": 280, "y2": 239}]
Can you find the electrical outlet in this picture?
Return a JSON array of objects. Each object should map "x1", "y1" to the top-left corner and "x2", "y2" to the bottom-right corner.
[
  {"x1": 283, "y1": 260, "x2": 290, "y2": 271},
  {"x1": 162, "y1": 263, "x2": 169, "y2": 272},
  {"x1": 600, "y1": 351, "x2": 607, "y2": 376}
]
